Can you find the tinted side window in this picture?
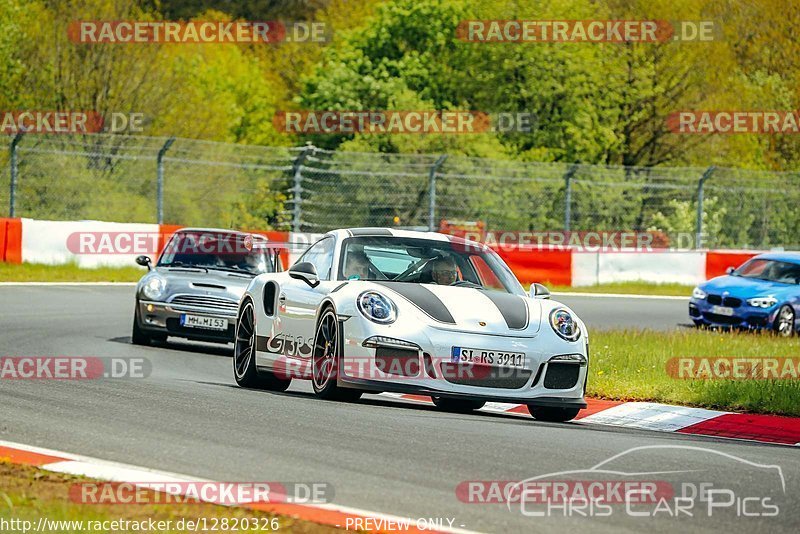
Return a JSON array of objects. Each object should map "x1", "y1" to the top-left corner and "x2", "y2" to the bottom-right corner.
[{"x1": 298, "y1": 238, "x2": 335, "y2": 281}]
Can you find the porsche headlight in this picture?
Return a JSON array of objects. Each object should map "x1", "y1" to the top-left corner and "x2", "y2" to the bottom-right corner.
[
  {"x1": 747, "y1": 296, "x2": 778, "y2": 308},
  {"x1": 358, "y1": 291, "x2": 397, "y2": 324},
  {"x1": 692, "y1": 287, "x2": 707, "y2": 300},
  {"x1": 550, "y1": 308, "x2": 581, "y2": 341},
  {"x1": 142, "y1": 276, "x2": 166, "y2": 300}
]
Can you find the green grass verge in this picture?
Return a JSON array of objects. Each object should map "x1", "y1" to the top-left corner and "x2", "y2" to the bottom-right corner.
[
  {"x1": 588, "y1": 328, "x2": 800, "y2": 416},
  {"x1": 0, "y1": 263, "x2": 145, "y2": 283},
  {"x1": 549, "y1": 281, "x2": 693, "y2": 296},
  {"x1": 0, "y1": 461, "x2": 339, "y2": 533}
]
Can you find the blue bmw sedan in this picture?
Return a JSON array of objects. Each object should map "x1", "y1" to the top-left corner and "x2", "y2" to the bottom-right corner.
[{"x1": 689, "y1": 252, "x2": 800, "y2": 336}]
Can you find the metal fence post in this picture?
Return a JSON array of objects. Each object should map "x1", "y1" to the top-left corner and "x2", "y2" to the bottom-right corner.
[
  {"x1": 428, "y1": 155, "x2": 447, "y2": 231},
  {"x1": 696, "y1": 165, "x2": 715, "y2": 249},
  {"x1": 292, "y1": 143, "x2": 313, "y2": 233},
  {"x1": 563, "y1": 164, "x2": 577, "y2": 231},
  {"x1": 9, "y1": 133, "x2": 23, "y2": 217},
  {"x1": 156, "y1": 137, "x2": 175, "y2": 224}
]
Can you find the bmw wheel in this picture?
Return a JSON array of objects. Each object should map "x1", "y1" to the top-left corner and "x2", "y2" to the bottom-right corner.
[
  {"x1": 774, "y1": 305, "x2": 795, "y2": 338},
  {"x1": 233, "y1": 299, "x2": 291, "y2": 391},
  {"x1": 311, "y1": 307, "x2": 362, "y2": 401},
  {"x1": 527, "y1": 405, "x2": 581, "y2": 423}
]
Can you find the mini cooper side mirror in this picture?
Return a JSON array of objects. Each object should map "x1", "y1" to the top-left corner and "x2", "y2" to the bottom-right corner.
[
  {"x1": 530, "y1": 283, "x2": 551, "y2": 299},
  {"x1": 136, "y1": 255, "x2": 152, "y2": 270},
  {"x1": 289, "y1": 261, "x2": 320, "y2": 288}
]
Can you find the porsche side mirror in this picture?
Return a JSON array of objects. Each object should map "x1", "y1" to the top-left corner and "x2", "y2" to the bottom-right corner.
[
  {"x1": 726, "y1": 267, "x2": 735, "y2": 275},
  {"x1": 289, "y1": 261, "x2": 320, "y2": 288},
  {"x1": 136, "y1": 255, "x2": 152, "y2": 270},
  {"x1": 530, "y1": 283, "x2": 551, "y2": 299}
]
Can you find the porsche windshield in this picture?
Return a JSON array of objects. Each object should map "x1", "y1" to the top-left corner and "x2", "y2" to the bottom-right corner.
[
  {"x1": 337, "y1": 236, "x2": 526, "y2": 295},
  {"x1": 158, "y1": 231, "x2": 276, "y2": 275},
  {"x1": 735, "y1": 259, "x2": 800, "y2": 285}
]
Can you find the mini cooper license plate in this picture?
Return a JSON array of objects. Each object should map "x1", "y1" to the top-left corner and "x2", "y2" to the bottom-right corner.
[
  {"x1": 451, "y1": 347, "x2": 525, "y2": 368},
  {"x1": 180, "y1": 314, "x2": 228, "y2": 331},
  {"x1": 710, "y1": 305, "x2": 735, "y2": 317}
]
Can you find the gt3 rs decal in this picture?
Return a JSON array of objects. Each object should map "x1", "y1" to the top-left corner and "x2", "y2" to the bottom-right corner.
[
  {"x1": 480, "y1": 290, "x2": 529, "y2": 330},
  {"x1": 372, "y1": 281, "x2": 456, "y2": 324},
  {"x1": 255, "y1": 334, "x2": 313, "y2": 358}
]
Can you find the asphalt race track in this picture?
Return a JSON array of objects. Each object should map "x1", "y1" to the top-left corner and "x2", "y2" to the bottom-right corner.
[{"x1": 1, "y1": 285, "x2": 797, "y2": 533}]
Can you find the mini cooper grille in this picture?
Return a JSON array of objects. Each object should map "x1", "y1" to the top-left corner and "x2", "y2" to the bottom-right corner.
[
  {"x1": 169, "y1": 295, "x2": 238, "y2": 313},
  {"x1": 706, "y1": 295, "x2": 742, "y2": 308},
  {"x1": 439, "y1": 363, "x2": 532, "y2": 389}
]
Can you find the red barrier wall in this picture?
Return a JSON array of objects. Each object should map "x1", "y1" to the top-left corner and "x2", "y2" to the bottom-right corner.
[
  {"x1": 493, "y1": 247, "x2": 572, "y2": 286},
  {"x1": 0, "y1": 218, "x2": 22, "y2": 264},
  {"x1": 705, "y1": 251, "x2": 758, "y2": 280}
]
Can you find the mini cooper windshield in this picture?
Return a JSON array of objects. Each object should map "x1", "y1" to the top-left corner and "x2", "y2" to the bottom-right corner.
[
  {"x1": 158, "y1": 231, "x2": 276, "y2": 276},
  {"x1": 337, "y1": 236, "x2": 526, "y2": 295},
  {"x1": 734, "y1": 259, "x2": 800, "y2": 285}
]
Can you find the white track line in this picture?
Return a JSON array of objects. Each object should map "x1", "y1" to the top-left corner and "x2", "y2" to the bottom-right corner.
[{"x1": 0, "y1": 439, "x2": 480, "y2": 534}]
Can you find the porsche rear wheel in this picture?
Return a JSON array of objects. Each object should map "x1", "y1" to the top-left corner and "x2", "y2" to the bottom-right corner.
[
  {"x1": 311, "y1": 307, "x2": 362, "y2": 401},
  {"x1": 774, "y1": 305, "x2": 795, "y2": 338},
  {"x1": 527, "y1": 405, "x2": 580, "y2": 423},
  {"x1": 431, "y1": 397, "x2": 485, "y2": 413},
  {"x1": 233, "y1": 300, "x2": 291, "y2": 391}
]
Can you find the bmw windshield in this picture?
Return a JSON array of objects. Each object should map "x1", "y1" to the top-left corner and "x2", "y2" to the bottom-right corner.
[
  {"x1": 337, "y1": 236, "x2": 526, "y2": 296},
  {"x1": 735, "y1": 259, "x2": 800, "y2": 285}
]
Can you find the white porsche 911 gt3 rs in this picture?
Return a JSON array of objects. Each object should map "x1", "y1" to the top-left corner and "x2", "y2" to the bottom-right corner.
[{"x1": 233, "y1": 228, "x2": 588, "y2": 422}]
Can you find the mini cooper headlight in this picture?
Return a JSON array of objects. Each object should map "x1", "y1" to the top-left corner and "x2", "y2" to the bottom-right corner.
[
  {"x1": 358, "y1": 291, "x2": 397, "y2": 324},
  {"x1": 692, "y1": 287, "x2": 707, "y2": 300},
  {"x1": 142, "y1": 276, "x2": 166, "y2": 300},
  {"x1": 747, "y1": 296, "x2": 778, "y2": 308},
  {"x1": 550, "y1": 308, "x2": 581, "y2": 341}
]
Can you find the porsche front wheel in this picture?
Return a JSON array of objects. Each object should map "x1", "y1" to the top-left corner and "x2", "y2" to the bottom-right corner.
[
  {"x1": 311, "y1": 307, "x2": 362, "y2": 401},
  {"x1": 233, "y1": 300, "x2": 291, "y2": 391},
  {"x1": 527, "y1": 405, "x2": 580, "y2": 422},
  {"x1": 431, "y1": 397, "x2": 485, "y2": 413}
]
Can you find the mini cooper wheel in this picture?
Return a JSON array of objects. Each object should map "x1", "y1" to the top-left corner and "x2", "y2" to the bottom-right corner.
[
  {"x1": 131, "y1": 305, "x2": 165, "y2": 345},
  {"x1": 233, "y1": 300, "x2": 291, "y2": 391},
  {"x1": 774, "y1": 305, "x2": 795, "y2": 338},
  {"x1": 311, "y1": 307, "x2": 362, "y2": 401},
  {"x1": 431, "y1": 397, "x2": 485, "y2": 413},
  {"x1": 527, "y1": 405, "x2": 581, "y2": 423}
]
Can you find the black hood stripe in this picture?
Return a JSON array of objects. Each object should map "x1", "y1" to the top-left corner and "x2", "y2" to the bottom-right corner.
[
  {"x1": 481, "y1": 290, "x2": 529, "y2": 330},
  {"x1": 372, "y1": 281, "x2": 455, "y2": 324}
]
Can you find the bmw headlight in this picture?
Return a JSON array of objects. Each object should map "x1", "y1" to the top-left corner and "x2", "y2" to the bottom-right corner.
[
  {"x1": 550, "y1": 308, "x2": 581, "y2": 341},
  {"x1": 747, "y1": 296, "x2": 778, "y2": 308},
  {"x1": 692, "y1": 287, "x2": 707, "y2": 300},
  {"x1": 142, "y1": 276, "x2": 166, "y2": 300},
  {"x1": 358, "y1": 291, "x2": 397, "y2": 324}
]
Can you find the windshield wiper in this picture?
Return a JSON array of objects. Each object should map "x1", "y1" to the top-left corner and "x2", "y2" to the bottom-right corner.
[
  {"x1": 161, "y1": 263, "x2": 208, "y2": 272},
  {"x1": 206, "y1": 266, "x2": 257, "y2": 277}
]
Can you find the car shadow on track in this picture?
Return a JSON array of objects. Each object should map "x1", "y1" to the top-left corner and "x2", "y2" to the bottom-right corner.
[{"x1": 108, "y1": 336, "x2": 233, "y2": 358}]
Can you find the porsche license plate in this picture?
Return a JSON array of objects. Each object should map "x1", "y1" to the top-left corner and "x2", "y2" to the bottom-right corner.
[
  {"x1": 180, "y1": 314, "x2": 228, "y2": 331},
  {"x1": 452, "y1": 347, "x2": 525, "y2": 368},
  {"x1": 710, "y1": 305, "x2": 735, "y2": 317}
]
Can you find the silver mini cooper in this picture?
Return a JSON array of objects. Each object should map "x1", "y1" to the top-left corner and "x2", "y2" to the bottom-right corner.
[{"x1": 132, "y1": 228, "x2": 282, "y2": 345}]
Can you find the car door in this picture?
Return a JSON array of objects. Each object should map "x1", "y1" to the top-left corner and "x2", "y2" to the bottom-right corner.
[{"x1": 279, "y1": 236, "x2": 336, "y2": 361}]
